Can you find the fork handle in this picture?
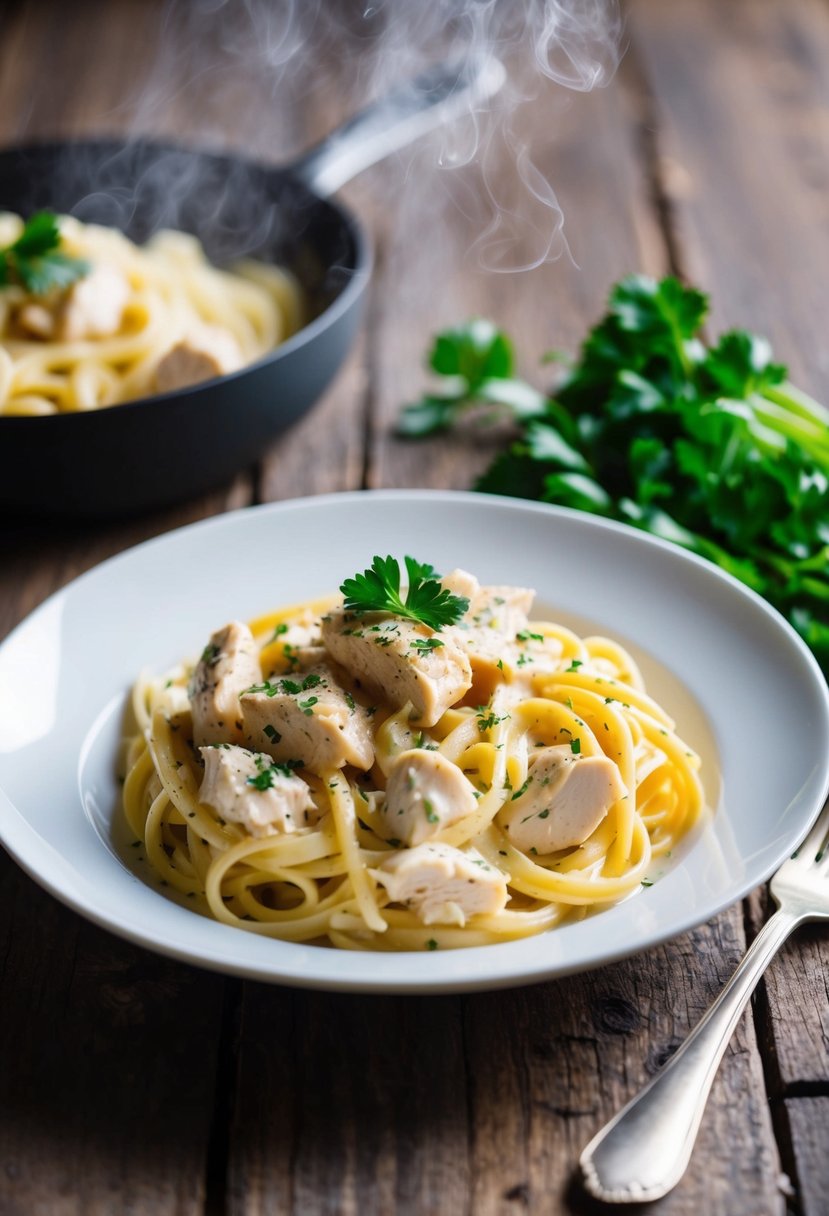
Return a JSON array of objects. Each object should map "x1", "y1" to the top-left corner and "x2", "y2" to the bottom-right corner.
[{"x1": 580, "y1": 907, "x2": 802, "y2": 1203}]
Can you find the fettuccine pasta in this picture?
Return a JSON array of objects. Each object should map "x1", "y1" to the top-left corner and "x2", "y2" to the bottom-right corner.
[
  {"x1": 0, "y1": 212, "x2": 303, "y2": 415},
  {"x1": 121, "y1": 563, "x2": 704, "y2": 952}
]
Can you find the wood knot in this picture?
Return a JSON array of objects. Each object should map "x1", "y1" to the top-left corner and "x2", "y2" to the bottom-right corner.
[
  {"x1": 647, "y1": 1038, "x2": 683, "y2": 1074},
  {"x1": 503, "y1": 1182, "x2": 530, "y2": 1204},
  {"x1": 594, "y1": 995, "x2": 640, "y2": 1035}
]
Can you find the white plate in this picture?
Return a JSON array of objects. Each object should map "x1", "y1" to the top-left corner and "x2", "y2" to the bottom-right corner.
[{"x1": 1, "y1": 490, "x2": 827, "y2": 992}]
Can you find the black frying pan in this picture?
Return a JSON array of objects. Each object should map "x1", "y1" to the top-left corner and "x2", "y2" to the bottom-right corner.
[{"x1": 0, "y1": 58, "x2": 502, "y2": 518}]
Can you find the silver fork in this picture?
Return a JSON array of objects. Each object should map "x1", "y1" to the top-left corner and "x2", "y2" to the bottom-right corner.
[{"x1": 580, "y1": 797, "x2": 829, "y2": 1204}]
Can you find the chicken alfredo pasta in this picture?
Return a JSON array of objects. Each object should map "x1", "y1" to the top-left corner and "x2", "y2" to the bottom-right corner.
[
  {"x1": 122, "y1": 556, "x2": 704, "y2": 952},
  {"x1": 0, "y1": 211, "x2": 303, "y2": 415}
]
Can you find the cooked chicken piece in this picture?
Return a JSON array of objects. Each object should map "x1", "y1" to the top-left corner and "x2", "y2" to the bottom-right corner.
[
  {"x1": 444, "y1": 568, "x2": 535, "y2": 651},
  {"x1": 241, "y1": 662, "x2": 374, "y2": 773},
  {"x1": 321, "y1": 609, "x2": 472, "y2": 728},
  {"x1": 188, "y1": 621, "x2": 261, "y2": 747},
  {"x1": 198, "y1": 744, "x2": 317, "y2": 836},
  {"x1": 264, "y1": 617, "x2": 326, "y2": 673},
  {"x1": 58, "y1": 263, "x2": 130, "y2": 340},
  {"x1": 374, "y1": 842, "x2": 508, "y2": 926},
  {"x1": 499, "y1": 745, "x2": 625, "y2": 854},
  {"x1": 15, "y1": 302, "x2": 55, "y2": 339},
  {"x1": 380, "y1": 748, "x2": 478, "y2": 846},
  {"x1": 440, "y1": 568, "x2": 479, "y2": 601},
  {"x1": 15, "y1": 263, "x2": 130, "y2": 342},
  {"x1": 153, "y1": 324, "x2": 243, "y2": 393},
  {"x1": 442, "y1": 568, "x2": 557, "y2": 682}
]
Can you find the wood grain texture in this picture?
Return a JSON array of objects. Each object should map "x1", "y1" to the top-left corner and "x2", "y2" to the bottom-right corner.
[
  {"x1": 464, "y1": 911, "x2": 783, "y2": 1216},
  {"x1": 0, "y1": 848, "x2": 226, "y2": 1216},
  {"x1": 781, "y1": 1098, "x2": 829, "y2": 1216},
  {"x1": 0, "y1": 7, "x2": 252, "y2": 1214},
  {"x1": 226, "y1": 912, "x2": 784, "y2": 1216},
  {"x1": 0, "y1": 1, "x2": 826, "y2": 1214},
  {"x1": 228, "y1": 989, "x2": 472, "y2": 1216},
  {"x1": 364, "y1": 49, "x2": 669, "y2": 493},
  {"x1": 630, "y1": 0, "x2": 829, "y2": 1143},
  {"x1": 748, "y1": 888, "x2": 829, "y2": 1092},
  {"x1": 629, "y1": 0, "x2": 829, "y2": 395}
]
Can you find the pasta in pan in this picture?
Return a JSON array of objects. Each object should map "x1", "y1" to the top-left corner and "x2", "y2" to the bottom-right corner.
[
  {"x1": 0, "y1": 212, "x2": 303, "y2": 415},
  {"x1": 121, "y1": 559, "x2": 704, "y2": 952}
]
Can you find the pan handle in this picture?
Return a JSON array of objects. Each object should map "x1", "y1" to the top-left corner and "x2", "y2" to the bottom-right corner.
[{"x1": 291, "y1": 55, "x2": 505, "y2": 197}]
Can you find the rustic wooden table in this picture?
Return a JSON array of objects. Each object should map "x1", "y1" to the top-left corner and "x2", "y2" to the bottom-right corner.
[{"x1": 1, "y1": 1, "x2": 827, "y2": 1213}]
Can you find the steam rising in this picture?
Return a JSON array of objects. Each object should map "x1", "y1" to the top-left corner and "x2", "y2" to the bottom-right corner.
[{"x1": 104, "y1": 0, "x2": 621, "y2": 274}]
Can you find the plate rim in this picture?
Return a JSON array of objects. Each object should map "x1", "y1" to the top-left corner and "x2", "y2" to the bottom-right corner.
[{"x1": 2, "y1": 488, "x2": 828, "y2": 993}]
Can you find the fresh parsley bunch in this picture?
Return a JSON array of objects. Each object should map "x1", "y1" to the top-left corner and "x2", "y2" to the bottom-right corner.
[
  {"x1": 398, "y1": 276, "x2": 829, "y2": 675},
  {"x1": 0, "y1": 211, "x2": 89, "y2": 295}
]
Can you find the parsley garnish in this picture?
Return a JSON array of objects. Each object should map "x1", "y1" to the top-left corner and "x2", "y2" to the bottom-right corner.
[
  {"x1": 247, "y1": 766, "x2": 277, "y2": 791},
  {"x1": 298, "y1": 696, "x2": 319, "y2": 715},
  {"x1": 409, "y1": 637, "x2": 445, "y2": 653},
  {"x1": 243, "y1": 681, "x2": 279, "y2": 697},
  {"x1": 263, "y1": 725, "x2": 281, "y2": 743},
  {"x1": 0, "y1": 212, "x2": 90, "y2": 295},
  {"x1": 270, "y1": 623, "x2": 289, "y2": 641},
  {"x1": 516, "y1": 629, "x2": 544, "y2": 642},
  {"x1": 246, "y1": 673, "x2": 321, "y2": 698},
  {"x1": 566, "y1": 659, "x2": 583, "y2": 672},
  {"x1": 300, "y1": 673, "x2": 323, "y2": 690},
  {"x1": 340, "y1": 556, "x2": 468, "y2": 631},
  {"x1": 247, "y1": 757, "x2": 303, "y2": 788},
  {"x1": 570, "y1": 737, "x2": 582, "y2": 755},
  {"x1": 201, "y1": 643, "x2": 220, "y2": 666},
  {"x1": 426, "y1": 938, "x2": 439, "y2": 951}
]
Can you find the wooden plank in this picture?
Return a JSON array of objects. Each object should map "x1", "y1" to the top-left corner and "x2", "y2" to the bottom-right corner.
[
  {"x1": 228, "y1": 990, "x2": 471, "y2": 1216},
  {"x1": 257, "y1": 340, "x2": 368, "y2": 502},
  {"x1": 0, "y1": 7, "x2": 258, "y2": 1215},
  {"x1": 0, "y1": 477, "x2": 250, "y2": 639},
  {"x1": 749, "y1": 889, "x2": 829, "y2": 1091},
  {"x1": 629, "y1": 0, "x2": 829, "y2": 394},
  {"x1": 0, "y1": 848, "x2": 227, "y2": 1216},
  {"x1": 630, "y1": 0, "x2": 829, "y2": 1095},
  {"x1": 781, "y1": 1098, "x2": 829, "y2": 1216},
  {"x1": 365, "y1": 48, "x2": 668, "y2": 491},
  {"x1": 464, "y1": 912, "x2": 783, "y2": 1216},
  {"x1": 227, "y1": 914, "x2": 784, "y2": 1216}
]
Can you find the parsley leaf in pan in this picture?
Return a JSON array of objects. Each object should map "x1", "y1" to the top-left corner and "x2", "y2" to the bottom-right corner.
[{"x1": 0, "y1": 211, "x2": 90, "y2": 295}]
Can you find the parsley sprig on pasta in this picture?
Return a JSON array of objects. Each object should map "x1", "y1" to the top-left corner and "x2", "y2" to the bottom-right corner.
[
  {"x1": 0, "y1": 211, "x2": 89, "y2": 294},
  {"x1": 340, "y1": 555, "x2": 469, "y2": 630}
]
